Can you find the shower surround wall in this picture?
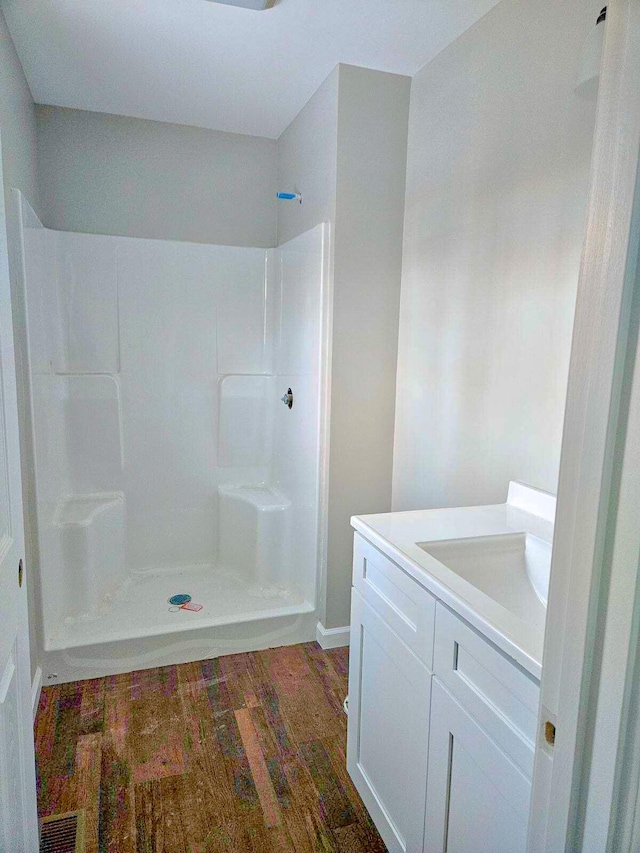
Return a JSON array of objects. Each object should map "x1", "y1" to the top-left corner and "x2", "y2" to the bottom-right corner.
[{"x1": 15, "y1": 193, "x2": 327, "y2": 682}]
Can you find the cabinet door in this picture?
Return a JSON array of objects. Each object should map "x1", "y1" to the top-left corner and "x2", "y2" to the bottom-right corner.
[
  {"x1": 424, "y1": 679, "x2": 531, "y2": 853},
  {"x1": 347, "y1": 588, "x2": 431, "y2": 853}
]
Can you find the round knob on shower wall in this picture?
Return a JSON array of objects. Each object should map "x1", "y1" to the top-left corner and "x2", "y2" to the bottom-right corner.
[{"x1": 281, "y1": 388, "x2": 293, "y2": 409}]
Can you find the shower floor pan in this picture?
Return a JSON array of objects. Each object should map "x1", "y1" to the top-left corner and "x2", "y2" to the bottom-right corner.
[{"x1": 44, "y1": 563, "x2": 313, "y2": 652}]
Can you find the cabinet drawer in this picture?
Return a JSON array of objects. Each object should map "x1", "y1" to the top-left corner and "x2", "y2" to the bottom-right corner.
[
  {"x1": 433, "y1": 604, "x2": 539, "y2": 778},
  {"x1": 353, "y1": 533, "x2": 436, "y2": 668}
]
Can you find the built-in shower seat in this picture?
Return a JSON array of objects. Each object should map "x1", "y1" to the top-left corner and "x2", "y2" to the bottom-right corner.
[
  {"x1": 52, "y1": 492, "x2": 126, "y2": 620},
  {"x1": 218, "y1": 483, "x2": 291, "y2": 589}
]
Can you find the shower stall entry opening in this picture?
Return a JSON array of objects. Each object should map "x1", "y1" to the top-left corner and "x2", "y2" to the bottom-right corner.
[{"x1": 14, "y1": 192, "x2": 329, "y2": 683}]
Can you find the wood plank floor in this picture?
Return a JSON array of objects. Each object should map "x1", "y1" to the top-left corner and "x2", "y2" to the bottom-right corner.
[{"x1": 34, "y1": 643, "x2": 387, "y2": 852}]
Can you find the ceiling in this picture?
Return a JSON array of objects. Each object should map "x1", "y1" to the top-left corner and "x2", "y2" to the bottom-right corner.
[{"x1": 1, "y1": 0, "x2": 499, "y2": 139}]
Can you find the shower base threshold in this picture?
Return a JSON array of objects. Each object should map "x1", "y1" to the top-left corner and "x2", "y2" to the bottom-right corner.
[{"x1": 44, "y1": 563, "x2": 314, "y2": 653}]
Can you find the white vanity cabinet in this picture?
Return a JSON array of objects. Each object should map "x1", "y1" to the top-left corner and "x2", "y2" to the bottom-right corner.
[
  {"x1": 347, "y1": 531, "x2": 541, "y2": 853},
  {"x1": 347, "y1": 534, "x2": 436, "y2": 853}
]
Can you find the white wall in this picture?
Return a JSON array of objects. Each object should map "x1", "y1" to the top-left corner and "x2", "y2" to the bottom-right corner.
[
  {"x1": 278, "y1": 64, "x2": 411, "y2": 629},
  {"x1": 35, "y1": 106, "x2": 278, "y2": 247},
  {"x1": 393, "y1": 0, "x2": 599, "y2": 512}
]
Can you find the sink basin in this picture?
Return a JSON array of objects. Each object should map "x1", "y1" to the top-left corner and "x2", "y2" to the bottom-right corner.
[
  {"x1": 352, "y1": 482, "x2": 555, "y2": 675},
  {"x1": 418, "y1": 532, "x2": 551, "y2": 619}
]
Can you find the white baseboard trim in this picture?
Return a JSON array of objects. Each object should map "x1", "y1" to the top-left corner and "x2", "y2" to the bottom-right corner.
[
  {"x1": 316, "y1": 621, "x2": 350, "y2": 650},
  {"x1": 31, "y1": 666, "x2": 42, "y2": 720}
]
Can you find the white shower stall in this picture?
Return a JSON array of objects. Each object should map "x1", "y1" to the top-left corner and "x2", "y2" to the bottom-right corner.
[{"x1": 13, "y1": 192, "x2": 329, "y2": 682}]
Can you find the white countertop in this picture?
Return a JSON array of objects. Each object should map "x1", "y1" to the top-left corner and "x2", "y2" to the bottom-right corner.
[{"x1": 351, "y1": 483, "x2": 555, "y2": 680}]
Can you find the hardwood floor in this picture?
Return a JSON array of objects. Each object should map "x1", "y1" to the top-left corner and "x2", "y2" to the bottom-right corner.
[{"x1": 34, "y1": 643, "x2": 387, "y2": 852}]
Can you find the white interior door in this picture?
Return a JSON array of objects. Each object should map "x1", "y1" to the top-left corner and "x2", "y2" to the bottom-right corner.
[
  {"x1": 0, "y1": 138, "x2": 39, "y2": 849},
  {"x1": 528, "y1": 0, "x2": 640, "y2": 850}
]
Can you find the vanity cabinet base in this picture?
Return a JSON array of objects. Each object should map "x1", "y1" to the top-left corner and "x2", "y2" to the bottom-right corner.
[{"x1": 347, "y1": 528, "x2": 542, "y2": 853}]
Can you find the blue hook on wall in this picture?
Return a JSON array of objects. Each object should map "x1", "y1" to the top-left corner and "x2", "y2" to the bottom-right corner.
[{"x1": 277, "y1": 191, "x2": 302, "y2": 204}]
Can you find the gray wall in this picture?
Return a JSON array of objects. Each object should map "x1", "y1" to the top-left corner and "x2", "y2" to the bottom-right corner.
[
  {"x1": 0, "y1": 9, "x2": 38, "y2": 212},
  {"x1": 0, "y1": 8, "x2": 41, "y2": 682},
  {"x1": 277, "y1": 68, "x2": 339, "y2": 243},
  {"x1": 329, "y1": 66, "x2": 410, "y2": 628},
  {"x1": 35, "y1": 106, "x2": 278, "y2": 247},
  {"x1": 393, "y1": 0, "x2": 598, "y2": 512},
  {"x1": 278, "y1": 64, "x2": 410, "y2": 629}
]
